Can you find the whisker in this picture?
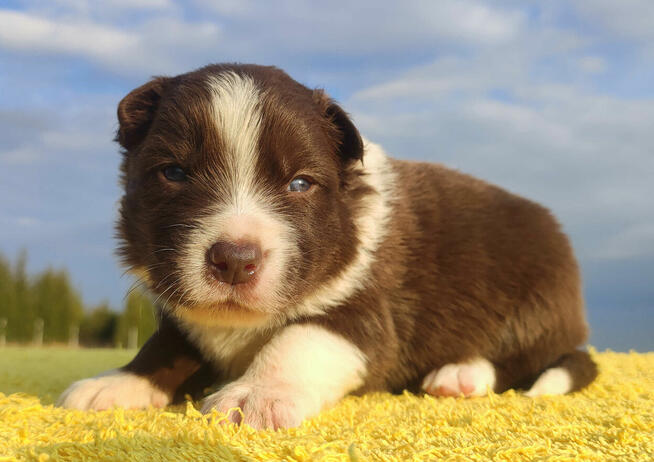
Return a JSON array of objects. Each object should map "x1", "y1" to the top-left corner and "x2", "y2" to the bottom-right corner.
[
  {"x1": 123, "y1": 277, "x2": 149, "y2": 301},
  {"x1": 154, "y1": 271, "x2": 179, "y2": 291},
  {"x1": 163, "y1": 285, "x2": 183, "y2": 310},
  {"x1": 153, "y1": 248, "x2": 177, "y2": 254},
  {"x1": 163, "y1": 223, "x2": 198, "y2": 230},
  {"x1": 119, "y1": 259, "x2": 171, "y2": 279},
  {"x1": 177, "y1": 287, "x2": 193, "y2": 307},
  {"x1": 151, "y1": 281, "x2": 178, "y2": 308}
]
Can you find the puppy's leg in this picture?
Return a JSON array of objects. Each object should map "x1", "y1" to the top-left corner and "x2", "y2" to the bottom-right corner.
[
  {"x1": 201, "y1": 323, "x2": 367, "y2": 430},
  {"x1": 525, "y1": 350, "x2": 598, "y2": 397},
  {"x1": 422, "y1": 358, "x2": 496, "y2": 397},
  {"x1": 58, "y1": 315, "x2": 216, "y2": 410}
]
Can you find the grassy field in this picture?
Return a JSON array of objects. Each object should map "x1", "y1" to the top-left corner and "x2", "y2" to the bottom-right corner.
[{"x1": 0, "y1": 347, "x2": 137, "y2": 404}]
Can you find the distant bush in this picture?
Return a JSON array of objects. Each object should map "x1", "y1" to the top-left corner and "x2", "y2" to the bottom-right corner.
[
  {"x1": 79, "y1": 303, "x2": 119, "y2": 347},
  {"x1": 0, "y1": 251, "x2": 156, "y2": 347},
  {"x1": 114, "y1": 289, "x2": 158, "y2": 348}
]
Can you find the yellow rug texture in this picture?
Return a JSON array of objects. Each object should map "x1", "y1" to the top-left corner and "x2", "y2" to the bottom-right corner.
[{"x1": 0, "y1": 350, "x2": 652, "y2": 461}]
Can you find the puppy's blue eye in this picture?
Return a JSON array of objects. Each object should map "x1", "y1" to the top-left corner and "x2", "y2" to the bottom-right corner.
[
  {"x1": 162, "y1": 165, "x2": 187, "y2": 182},
  {"x1": 288, "y1": 177, "x2": 312, "y2": 192}
]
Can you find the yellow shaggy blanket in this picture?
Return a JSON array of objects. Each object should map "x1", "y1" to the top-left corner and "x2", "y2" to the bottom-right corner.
[{"x1": 1, "y1": 351, "x2": 652, "y2": 461}]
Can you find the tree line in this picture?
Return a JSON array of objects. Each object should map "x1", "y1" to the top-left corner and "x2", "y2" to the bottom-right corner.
[{"x1": 0, "y1": 251, "x2": 156, "y2": 348}]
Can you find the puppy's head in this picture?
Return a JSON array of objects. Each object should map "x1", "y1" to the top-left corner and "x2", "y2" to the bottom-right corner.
[{"x1": 116, "y1": 64, "x2": 373, "y2": 327}]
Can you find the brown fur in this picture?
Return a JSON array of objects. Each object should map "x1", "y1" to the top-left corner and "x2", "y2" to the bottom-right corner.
[
  {"x1": 307, "y1": 160, "x2": 593, "y2": 394},
  {"x1": 115, "y1": 63, "x2": 596, "y2": 403}
]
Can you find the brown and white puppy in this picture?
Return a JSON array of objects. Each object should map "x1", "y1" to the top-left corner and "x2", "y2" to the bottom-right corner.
[{"x1": 58, "y1": 64, "x2": 597, "y2": 429}]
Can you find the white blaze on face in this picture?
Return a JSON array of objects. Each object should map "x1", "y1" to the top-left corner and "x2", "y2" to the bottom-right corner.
[
  {"x1": 175, "y1": 72, "x2": 296, "y2": 321},
  {"x1": 206, "y1": 72, "x2": 263, "y2": 211}
]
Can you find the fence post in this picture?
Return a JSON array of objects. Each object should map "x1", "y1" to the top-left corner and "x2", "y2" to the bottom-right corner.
[
  {"x1": 127, "y1": 326, "x2": 138, "y2": 349},
  {"x1": 0, "y1": 318, "x2": 6, "y2": 348},
  {"x1": 68, "y1": 325, "x2": 79, "y2": 348},
  {"x1": 33, "y1": 318, "x2": 44, "y2": 347}
]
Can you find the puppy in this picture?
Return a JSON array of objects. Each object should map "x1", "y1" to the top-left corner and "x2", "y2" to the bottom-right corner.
[{"x1": 58, "y1": 64, "x2": 597, "y2": 429}]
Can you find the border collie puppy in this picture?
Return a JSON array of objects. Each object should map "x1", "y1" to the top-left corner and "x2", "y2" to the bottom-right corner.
[{"x1": 58, "y1": 64, "x2": 597, "y2": 429}]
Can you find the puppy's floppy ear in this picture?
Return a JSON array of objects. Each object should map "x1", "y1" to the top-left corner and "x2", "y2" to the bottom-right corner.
[
  {"x1": 116, "y1": 77, "x2": 169, "y2": 151},
  {"x1": 313, "y1": 90, "x2": 364, "y2": 163}
]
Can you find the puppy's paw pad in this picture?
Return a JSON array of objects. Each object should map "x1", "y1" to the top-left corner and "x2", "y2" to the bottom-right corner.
[
  {"x1": 57, "y1": 370, "x2": 170, "y2": 411},
  {"x1": 422, "y1": 358, "x2": 496, "y2": 397},
  {"x1": 201, "y1": 380, "x2": 304, "y2": 430}
]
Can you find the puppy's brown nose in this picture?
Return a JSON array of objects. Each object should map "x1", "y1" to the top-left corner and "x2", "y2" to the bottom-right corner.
[{"x1": 207, "y1": 241, "x2": 262, "y2": 285}]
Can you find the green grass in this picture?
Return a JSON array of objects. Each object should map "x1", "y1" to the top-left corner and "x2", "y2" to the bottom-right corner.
[{"x1": 0, "y1": 347, "x2": 137, "y2": 404}]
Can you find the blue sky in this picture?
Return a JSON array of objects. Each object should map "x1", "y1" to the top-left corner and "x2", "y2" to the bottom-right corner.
[{"x1": 0, "y1": 1, "x2": 652, "y2": 351}]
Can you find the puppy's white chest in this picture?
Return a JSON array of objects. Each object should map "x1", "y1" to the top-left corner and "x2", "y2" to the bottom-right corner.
[{"x1": 181, "y1": 322, "x2": 275, "y2": 380}]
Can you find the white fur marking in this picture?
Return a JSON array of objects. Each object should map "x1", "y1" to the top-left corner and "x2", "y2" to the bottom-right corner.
[
  {"x1": 525, "y1": 367, "x2": 572, "y2": 397},
  {"x1": 201, "y1": 324, "x2": 367, "y2": 429},
  {"x1": 422, "y1": 358, "x2": 496, "y2": 397},
  {"x1": 57, "y1": 369, "x2": 169, "y2": 410},
  {"x1": 180, "y1": 321, "x2": 275, "y2": 380},
  {"x1": 207, "y1": 72, "x2": 262, "y2": 211},
  {"x1": 174, "y1": 74, "x2": 296, "y2": 318},
  {"x1": 290, "y1": 139, "x2": 396, "y2": 317},
  {"x1": 177, "y1": 200, "x2": 296, "y2": 319}
]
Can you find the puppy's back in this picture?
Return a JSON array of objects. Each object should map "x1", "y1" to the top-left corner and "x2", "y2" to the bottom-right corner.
[{"x1": 378, "y1": 159, "x2": 590, "y2": 391}]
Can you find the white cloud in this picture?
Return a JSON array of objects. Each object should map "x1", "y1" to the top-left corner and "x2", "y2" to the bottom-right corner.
[
  {"x1": 14, "y1": 216, "x2": 42, "y2": 227},
  {"x1": 349, "y1": 34, "x2": 574, "y2": 105},
  {"x1": 41, "y1": 129, "x2": 105, "y2": 152},
  {"x1": 578, "y1": 56, "x2": 607, "y2": 74},
  {"x1": 0, "y1": 10, "x2": 134, "y2": 57},
  {"x1": 0, "y1": 8, "x2": 221, "y2": 76},
  {"x1": 198, "y1": 0, "x2": 525, "y2": 47},
  {"x1": 596, "y1": 224, "x2": 654, "y2": 260},
  {"x1": 574, "y1": 1, "x2": 654, "y2": 41},
  {"x1": 345, "y1": 27, "x2": 654, "y2": 263},
  {"x1": 197, "y1": 0, "x2": 526, "y2": 66},
  {"x1": 24, "y1": 0, "x2": 174, "y2": 14},
  {"x1": 354, "y1": 76, "x2": 464, "y2": 102},
  {"x1": 0, "y1": 96, "x2": 117, "y2": 166},
  {"x1": 0, "y1": 1, "x2": 526, "y2": 78},
  {"x1": 465, "y1": 99, "x2": 575, "y2": 148},
  {"x1": 0, "y1": 146, "x2": 42, "y2": 165},
  {"x1": 103, "y1": 0, "x2": 173, "y2": 10}
]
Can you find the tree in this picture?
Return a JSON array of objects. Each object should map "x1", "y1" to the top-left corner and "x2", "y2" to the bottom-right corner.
[
  {"x1": 11, "y1": 250, "x2": 34, "y2": 341},
  {"x1": 0, "y1": 255, "x2": 17, "y2": 339},
  {"x1": 0, "y1": 250, "x2": 161, "y2": 347},
  {"x1": 79, "y1": 302, "x2": 119, "y2": 347},
  {"x1": 115, "y1": 289, "x2": 158, "y2": 348},
  {"x1": 31, "y1": 268, "x2": 84, "y2": 343}
]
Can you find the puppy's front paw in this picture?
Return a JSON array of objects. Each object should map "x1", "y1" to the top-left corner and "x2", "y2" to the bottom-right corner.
[
  {"x1": 422, "y1": 358, "x2": 496, "y2": 397},
  {"x1": 57, "y1": 370, "x2": 170, "y2": 411},
  {"x1": 201, "y1": 379, "x2": 306, "y2": 430}
]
